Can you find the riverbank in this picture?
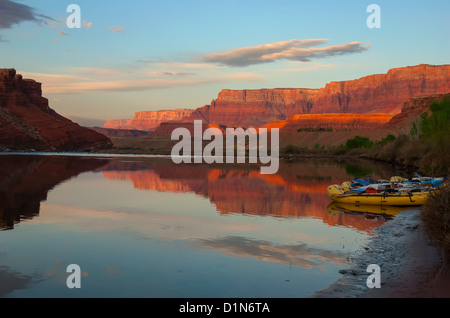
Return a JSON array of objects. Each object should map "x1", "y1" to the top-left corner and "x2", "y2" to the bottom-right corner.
[{"x1": 312, "y1": 208, "x2": 450, "y2": 298}]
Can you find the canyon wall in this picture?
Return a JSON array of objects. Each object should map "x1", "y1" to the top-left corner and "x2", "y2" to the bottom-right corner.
[
  {"x1": 311, "y1": 64, "x2": 450, "y2": 114},
  {"x1": 209, "y1": 64, "x2": 450, "y2": 127},
  {"x1": 104, "y1": 64, "x2": 449, "y2": 131},
  {"x1": 0, "y1": 69, "x2": 112, "y2": 151},
  {"x1": 279, "y1": 113, "x2": 394, "y2": 132},
  {"x1": 104, "y1": 108, "x2": 194, "y2": 131}
]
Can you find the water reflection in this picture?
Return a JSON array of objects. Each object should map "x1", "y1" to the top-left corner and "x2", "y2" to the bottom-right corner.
[
  {"x1": 101, "y1": 158, "x2": 399, "y2": 233},
  {"x1": 0, "y1": 154, "x2": 403, "y2": 297},
  {"x1": 0, "y1": 155, "x2": 109, "y2": 230}
]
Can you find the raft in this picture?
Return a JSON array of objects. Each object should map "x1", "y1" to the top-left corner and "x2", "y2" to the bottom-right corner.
[{"x1": 327, "y1": 184, "x2": 430, "y2": 206}]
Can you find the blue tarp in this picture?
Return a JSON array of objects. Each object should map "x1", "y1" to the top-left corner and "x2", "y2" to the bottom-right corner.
[{"x1": 351, "y1": 178, "x2": 371, "y2": 187}]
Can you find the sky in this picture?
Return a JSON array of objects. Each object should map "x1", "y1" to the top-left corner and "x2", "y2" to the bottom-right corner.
[{"x1": 1, "y1": 0, "x2": 449, "y2": 126}]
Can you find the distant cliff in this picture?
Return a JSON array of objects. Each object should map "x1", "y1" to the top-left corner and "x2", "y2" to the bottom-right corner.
[
  {"x1": 276, "y1": 113, "x2": 394, "y2": 132},
  {"x1": 0, "y1": 69, "x2": 112, "y2": 151},
  {"x1": 104, "y1": 109, "x2": 194, "y2": 131},
  {"x1": 208, "y1": 64, "x2": 450, "y2": 127},
  {"x1": 104, "y1": 64, "x2": 450, "y2": 130}
]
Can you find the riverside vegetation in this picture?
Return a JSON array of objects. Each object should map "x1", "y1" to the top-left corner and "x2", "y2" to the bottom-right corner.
[
  {"x1": 283, "y1": 96, "x2": 450, "y2": 267},
  {"x1": 282, "y1": 97, "x2": 450, "y2": 176}
]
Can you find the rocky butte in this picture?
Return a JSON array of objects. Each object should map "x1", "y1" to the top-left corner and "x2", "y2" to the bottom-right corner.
[{"x1": 0, "y1": 69, "x2": 112, "y2": 151}]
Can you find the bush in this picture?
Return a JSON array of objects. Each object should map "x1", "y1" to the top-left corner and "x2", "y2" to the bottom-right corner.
[
  {"x1": 297, "y1": 126, "x2": 333, "y2": 132},
  {"x1": 421, "y1": 182, "x2": 450, "y2": 264},
  {"x1": 283, "y1": 144, "x2": 301, "y2": 154},
  {"x1": 420, "y1": 98, "x2": 450, "y2": 153},
  {"x1": 379, "y1": 134, "x2": 396, "y2": 144},
  {"x1": 345, "y1": 136, "x2": 374, "y2": 150}
]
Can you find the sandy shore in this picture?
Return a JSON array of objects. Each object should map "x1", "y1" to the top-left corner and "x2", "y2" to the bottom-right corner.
[{"x1": 313, "y1": 208, "x2": 450, "y2": 298}]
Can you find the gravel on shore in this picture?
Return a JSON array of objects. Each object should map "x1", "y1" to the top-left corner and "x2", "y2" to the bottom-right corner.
[{"x1": 312, "y1": 208, "x2": 450, "y2": 298}]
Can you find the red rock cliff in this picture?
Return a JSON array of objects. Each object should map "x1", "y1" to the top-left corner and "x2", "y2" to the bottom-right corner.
[
  {"x1": 103, "y1": 64, "x2": 450, "y2": 131},
  {"x1": 312, "y1": 64, "x2": 450, "y2": 114},
  {"x1": 279, "y1": 113, "x2": 395, "y2": 132},
  {"x1": 384, "y1": 93, "x2": 450, "y2": 132},
  {"x1": 0, "y1": 69, "x2": 112, "y2": 151},
  {"x1": 104, "y1": 108, "x2": 194, "y2": 131},
  {"x1": 208, "y1": 64, "x2": 449, "y2": 127}
]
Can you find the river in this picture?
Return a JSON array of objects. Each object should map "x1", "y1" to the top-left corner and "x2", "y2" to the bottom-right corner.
[{"x1": 0, "y1": 153, "x2": 407, "y2": 298}]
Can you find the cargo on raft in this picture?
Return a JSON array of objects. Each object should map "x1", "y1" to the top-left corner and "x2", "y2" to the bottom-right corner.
[{"x1": 327, "y1": 175, "x2": 446, "y2": 206}]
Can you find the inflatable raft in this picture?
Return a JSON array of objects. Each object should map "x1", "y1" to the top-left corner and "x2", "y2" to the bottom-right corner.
[{"x1": 327, "y1": 184, "x2": 431, "y2": 206}]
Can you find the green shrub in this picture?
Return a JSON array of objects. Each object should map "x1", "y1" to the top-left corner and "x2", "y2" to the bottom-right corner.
[
  {"x1": 379, "y1": 134, "x2": 396, "y2": 144},
  {"x1": 420, "y1": 98, "x2": 450, "y2": 152},
  {"x1": 422, "y1": 182, "x2": 450, "y2": 264},
  {"x1": 345, "y1": 136, "x2": 374, "y2": 150},
  {"x1": 283, "y1": 145, "x2": 301, "y2": 154}
]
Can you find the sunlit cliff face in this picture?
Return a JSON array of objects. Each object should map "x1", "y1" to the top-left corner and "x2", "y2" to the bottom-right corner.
[
  {"x1": 262, "y1": 113, "x2": 394, "y2": 131},
  {"x1": 104, "y1": 109, "x2": 194, "y2": 131},
  {"x1": 103, "y1": 64, "x2": 450, "y2": 131}
]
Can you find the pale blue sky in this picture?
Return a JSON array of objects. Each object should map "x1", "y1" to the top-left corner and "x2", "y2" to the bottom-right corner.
[{"x1": 1, "y1": 0, "x2": 449, "y2": 125}]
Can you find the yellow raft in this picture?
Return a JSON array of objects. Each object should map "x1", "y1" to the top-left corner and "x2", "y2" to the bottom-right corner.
[{"x1": 327, "y1": 184, "x2": 430, "y2": 206}]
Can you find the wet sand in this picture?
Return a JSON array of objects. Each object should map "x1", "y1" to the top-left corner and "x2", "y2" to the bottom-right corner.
[{"x1": 313, "y1": 208, "x2": 450, "y2": 298}]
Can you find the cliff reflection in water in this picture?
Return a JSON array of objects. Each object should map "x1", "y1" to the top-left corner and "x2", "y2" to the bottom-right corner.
[
  {"x1": 101, "y1": 158, "x2": 402, "y2": 234},
  {"x1": 0, "y1": 155, "x2": 405, "y2": 233},
  {"x1": 0, "y1": 155, "x2": 109, "y2": 230}
]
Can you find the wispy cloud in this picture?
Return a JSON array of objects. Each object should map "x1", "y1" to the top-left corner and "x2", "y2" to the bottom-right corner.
[
  {"x1": 265, "y1": 62, "x2": 337, "y2": 72},
  {"x1": 145, "y1": 71, "x2": 197, "y2": 77},
  {"x1": 19, "y1": 68, "x2": 264, "y2": 95},
  {"x1": 109, "y1": 26, "x2": 124, "y2": 33},
  {"x1": 198, "y1": 39, "x2": 370, "y2": 67}
]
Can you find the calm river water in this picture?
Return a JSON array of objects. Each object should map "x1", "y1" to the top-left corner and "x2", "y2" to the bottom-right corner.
[{"x1": 0, "y1": 154, "x2": 407, "y2": 298}]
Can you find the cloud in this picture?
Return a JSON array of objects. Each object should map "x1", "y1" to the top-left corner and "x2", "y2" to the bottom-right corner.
[
  {"x1": 19, "y1": 69, "x2": 264, "y2": 95},
  {"x1": 0, "y1": 0, "x2": 53, "y2": 41},
  {"x1": 58, "y1": 30, "x2": 67, "y2": 36},
  {"x1": 0, "y1": 0, "x2": 52, "y2": 29},
  {"x1": 109, "y1": 26, "x2": 124, "y2": 33},
  {"x1": 83, "y1": 21, "x2": 93, "y2": 29},
  {"x1": 75, "y1": 67, "x2": 128, "y2": 78},
  {"x1": 196, "y1": 236, "x2": 347, "y2": 268},
  {"x1": 265, "y1": 62, "x2": 337, "y2": 72},
  {"x1": 145, "y1": 71, "x2": 197, "y2": 77},
  {"x1": 198, "y1": 39, "x2": 370, "y2": 67}
]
